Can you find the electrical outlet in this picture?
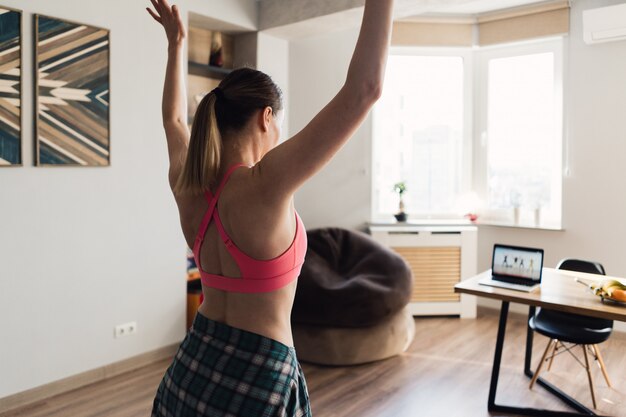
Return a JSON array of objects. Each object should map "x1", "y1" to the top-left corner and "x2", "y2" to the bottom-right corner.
[{"x1": 114, "y1": 321, "x2": 137, "y2": 338}]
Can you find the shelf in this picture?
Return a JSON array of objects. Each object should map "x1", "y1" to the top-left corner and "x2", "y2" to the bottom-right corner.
[{"x1": 188, "y1": 61, "x2": 232, "y2": 79}]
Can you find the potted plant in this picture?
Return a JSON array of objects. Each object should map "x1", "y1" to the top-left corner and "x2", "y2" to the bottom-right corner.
[{"x1": 393, "y1": 182, "x2": 407, "y2": 222}]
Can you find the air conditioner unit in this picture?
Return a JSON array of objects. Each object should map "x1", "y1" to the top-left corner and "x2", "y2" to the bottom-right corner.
[{"x1": 583, "y1": 2, "x2": 626, "y2": 45}]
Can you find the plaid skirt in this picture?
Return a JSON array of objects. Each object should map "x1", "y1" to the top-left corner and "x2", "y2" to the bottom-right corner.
[{"x1": 151, "y1": 312, "x2": 312, "y2": 417}]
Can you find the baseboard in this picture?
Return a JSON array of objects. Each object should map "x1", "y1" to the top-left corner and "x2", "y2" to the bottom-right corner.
[{"x1": 0, "y1": 343, "x2": 179, "y2": 414}]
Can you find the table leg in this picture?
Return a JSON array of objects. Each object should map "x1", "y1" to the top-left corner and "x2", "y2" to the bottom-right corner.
[
  {"x1": 487, "y1": 301, "x2": 509, "y2": 409},
  {"x1": 525, "y1": 306, "x2": 536, "y2": 372},
  {"x1": 487, "y1": 302, "x2": 604, "y2": 417}
]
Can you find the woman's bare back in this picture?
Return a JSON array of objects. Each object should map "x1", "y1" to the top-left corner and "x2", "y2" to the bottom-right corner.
[{"x1": 177, "y1": 166, "x2": 299, "y2": 347}]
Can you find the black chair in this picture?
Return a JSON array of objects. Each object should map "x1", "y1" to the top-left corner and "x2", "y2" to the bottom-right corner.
[{"x1": 528, "y1": 259, "x2": 613, "y2": 409}]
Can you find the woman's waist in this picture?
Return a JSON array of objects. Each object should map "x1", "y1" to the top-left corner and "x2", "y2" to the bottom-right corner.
[
  {"x1": 197, "y1": 296, "x2": 295, "y2": 348},
  {"x1": 194, "y1": 306, "x2": 293, "y2": 349}
]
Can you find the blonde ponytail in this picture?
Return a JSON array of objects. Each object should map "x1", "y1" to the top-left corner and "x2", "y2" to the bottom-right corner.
[
  {"x1": 174, "y1": 68, "x2": 283, "y2": 195},
  {"x1": 174, "y1": 91, "x2": 222, "y2": 196}
]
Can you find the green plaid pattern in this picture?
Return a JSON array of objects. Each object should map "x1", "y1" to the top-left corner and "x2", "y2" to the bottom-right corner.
[{"x1": 152, "y1": 312, "x2": 312, "y2": 416}]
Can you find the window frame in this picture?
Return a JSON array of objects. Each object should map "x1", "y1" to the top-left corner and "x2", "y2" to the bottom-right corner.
[
  {"x1": 473, "y1": 37, "x2": 565, "y2": 229},
  {"x1": 370, "y1": 46, "x2": 474, "y2": 222},
  {"x1": 370, "y1": 38, "x2": 565, "y2": 229}
]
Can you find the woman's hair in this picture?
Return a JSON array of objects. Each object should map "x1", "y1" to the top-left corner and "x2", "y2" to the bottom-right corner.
[{"x1": 174, "y1": 67, "x2": 283, "y2": 195}]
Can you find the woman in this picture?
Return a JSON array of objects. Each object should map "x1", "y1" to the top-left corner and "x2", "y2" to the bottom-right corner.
[{"x1": 147, "y1": 0, "x2": 394, "y2": 415}]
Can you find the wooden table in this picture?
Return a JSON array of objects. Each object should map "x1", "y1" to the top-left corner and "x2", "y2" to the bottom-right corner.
[{"x1": 455, "y1": 268, "x2": 626, "y2": 417}]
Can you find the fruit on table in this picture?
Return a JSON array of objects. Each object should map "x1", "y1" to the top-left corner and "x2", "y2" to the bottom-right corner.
[
  {"x1": 613, "y1": 289, "x2": 626, "y2": 302},
  {"x1": 590, "y1": 279, "x2": 626, "y2": 299}
]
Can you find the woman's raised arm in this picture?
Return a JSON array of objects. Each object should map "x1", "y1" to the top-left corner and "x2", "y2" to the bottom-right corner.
[
  {"x1": 256, "y1": 0, "x2": 394, "y2": 200},
  {"x1": 147, "y1": 0, "x2": 189, "y2": 191}
]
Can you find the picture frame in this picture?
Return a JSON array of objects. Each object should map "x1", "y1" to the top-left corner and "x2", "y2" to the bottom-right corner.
[
  {"x1": 0, "y1": 6, "x2": 22, "y2": 166},
  {"x1": 34, "y1": 14, "x2": 110, "y2": 166}
]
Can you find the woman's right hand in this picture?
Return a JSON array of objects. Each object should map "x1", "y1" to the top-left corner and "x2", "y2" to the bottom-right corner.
[{"x1": 147, "y1": 0, "x2": 186, "y2": 47}]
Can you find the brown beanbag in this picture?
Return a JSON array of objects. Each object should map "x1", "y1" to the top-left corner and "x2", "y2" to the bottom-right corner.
[
  {"x1": 293, "y1": 306, "x2": 416, "y2": 365},
  {"x1": 292, "y1": 228, "x2": 412, "y2": 328}
]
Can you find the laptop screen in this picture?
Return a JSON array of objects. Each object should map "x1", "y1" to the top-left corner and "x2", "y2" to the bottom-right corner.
[{"x1": 491, "y1": 244, "x2": 544, "y2": 282}]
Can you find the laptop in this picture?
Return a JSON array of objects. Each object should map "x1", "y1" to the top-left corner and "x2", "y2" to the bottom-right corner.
[{"x1": 480, "y1": 244, "x2": 544, "y2": 292}]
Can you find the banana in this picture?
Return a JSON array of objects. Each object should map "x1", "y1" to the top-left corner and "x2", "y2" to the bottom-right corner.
[
  {"x1": 589, "y1": 279, "x2": 626, "y2": 298},
  {"x1": 602, "y1": 280, "x2": 625, "y2": 292},
  {"x1": 605, "y1": 285, "x2": 622, "y2": 297}
]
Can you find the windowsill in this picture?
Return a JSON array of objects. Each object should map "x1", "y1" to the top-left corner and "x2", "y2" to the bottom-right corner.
[
  {"x1": 475, "y1": 219, "x2": 564, "y2": 231},
  {"x1": 369, "y1": 218, "x2": 474, "y2": 227},
  {"x1": 369, "y1": 217, "x2": 563, "y2": 231}
]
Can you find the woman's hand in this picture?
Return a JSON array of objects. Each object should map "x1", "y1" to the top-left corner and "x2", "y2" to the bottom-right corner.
[{"x1": 147, "y1": 0, "x2": 186, "y2": 47}]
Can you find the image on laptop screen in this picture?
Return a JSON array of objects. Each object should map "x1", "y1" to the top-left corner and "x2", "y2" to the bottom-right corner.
[{"x1": 492, "y1": 244, "x2": 544, "y2": 282}]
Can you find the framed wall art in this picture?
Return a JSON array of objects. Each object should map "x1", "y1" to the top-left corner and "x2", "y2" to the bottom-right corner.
[
  {"x1": 0, "y1": 6, "x2": 22, "y2": 166},
  {"x1": 34, "y1": 14, "x2": 110, "y2": 166}
]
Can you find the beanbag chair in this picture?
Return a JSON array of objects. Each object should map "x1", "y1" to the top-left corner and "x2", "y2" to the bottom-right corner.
[
  {"x1": 291, "y1": 228, "x2": 415, "y2": 365},
  {"x1": 292, "y1": 227, "x2": 413, "y2": 327}
]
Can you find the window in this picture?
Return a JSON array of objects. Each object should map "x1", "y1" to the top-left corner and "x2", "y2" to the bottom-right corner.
[
  {"x1": 475, "y1": 39, "x2": 563, "y2": 228},
  {"x1": 372, "y1": 50, "x2": 471, "y2": 220},
  {"x1": 372, "y1": 39, "x2": 563, "y2": 229}
]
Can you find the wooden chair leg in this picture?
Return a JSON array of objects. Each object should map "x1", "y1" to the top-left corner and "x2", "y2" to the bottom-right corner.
[
  {"x1": 530, "y1": 339, "x2": 556, "y2": 389},
  {"x1": 547, "y1": 340, "x2": 559, "y2": 371},
  {"x1": 582, "y1": 345, "x2": 597, "y2": 409},
  {"x1": 592, "y1": 344, "x2": 612, "y2": 388}
]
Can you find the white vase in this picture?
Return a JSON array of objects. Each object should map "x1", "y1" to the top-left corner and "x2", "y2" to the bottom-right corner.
[
  {"x1": 513, "y1": 207, "x2": 520, "y2": 225},
  {"x1": 534, "y1": 207, "x2": 541, "y2": 227}
]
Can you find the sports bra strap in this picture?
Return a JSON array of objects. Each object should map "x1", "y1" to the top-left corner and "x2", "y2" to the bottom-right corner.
[
  {"x1": 212, "y1": 209, "x2": 231, "y2": 247},
  {"x1": 192, "y1": 163, "x2": 249, "y2": 255},
  {"x1": 193, "y1": 197, "x2": 219, "y2": 256}
]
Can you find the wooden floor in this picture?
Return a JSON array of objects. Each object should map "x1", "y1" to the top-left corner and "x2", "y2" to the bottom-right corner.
[{"x1": 3, "y1": 308, "x2": 625, "y2": 417}]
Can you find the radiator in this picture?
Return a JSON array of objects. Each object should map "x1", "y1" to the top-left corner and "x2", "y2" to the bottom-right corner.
[{"x1": 369, "y1": 224, "x2": 477, "y2": 318}]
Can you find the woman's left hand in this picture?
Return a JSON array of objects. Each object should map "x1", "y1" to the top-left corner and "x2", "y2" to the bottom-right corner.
[{"x1": 147, "y1": 0, "x2": 186, "y2": 47}]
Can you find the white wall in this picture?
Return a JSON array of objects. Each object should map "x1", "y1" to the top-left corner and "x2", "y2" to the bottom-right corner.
[
  {"x1": 257, "y1": 32, "x2": 290, "y2": 141},
  {"x1": 0, "y1": 0, "x2": 256, "y2": 399},
  {"x1": 289, "y1": 0, "x2": 626, "y2": 309},
  {"x1": 289, "y1": 27, "x2": 374, "y2": 230}
]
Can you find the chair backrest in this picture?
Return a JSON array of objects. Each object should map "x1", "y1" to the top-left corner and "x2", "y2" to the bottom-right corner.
[
  {"x1": 556, "y1": 258, "x2": 605, "y2": 275},
  {"x1": 548, "y1": 257, "x2": 613, "y2": 331}
]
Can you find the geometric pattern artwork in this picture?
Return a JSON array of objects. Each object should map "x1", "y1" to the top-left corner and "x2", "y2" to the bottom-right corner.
[
  {"x1": 0, "y1": 7, "x2": 22, "y2": 166},
  {"x1": 35, "y1": 14, "x2": 110, "y2": 166}
]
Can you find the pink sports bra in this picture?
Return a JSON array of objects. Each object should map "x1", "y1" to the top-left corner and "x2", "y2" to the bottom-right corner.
[{"x1": 192, "y1": 164, "x2": 307, "y2": 293}]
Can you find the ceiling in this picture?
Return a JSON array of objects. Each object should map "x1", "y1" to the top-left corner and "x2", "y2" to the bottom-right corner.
[
  {"x1": 257, "y1": 0, "x2": 551, "y2": 15},
  {"x1": 258, "y1": 0, "x2": 559, "y2": 38},
  {"x1": 420, "y1": 0, "x2": 551, "y2": 14}
]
